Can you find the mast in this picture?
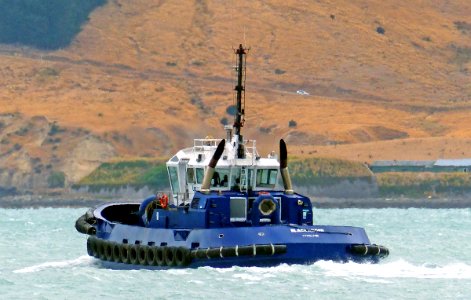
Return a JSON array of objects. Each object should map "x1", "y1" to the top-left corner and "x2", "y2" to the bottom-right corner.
[{"x1": 234, "y1": 44, "x2": 248, "y2": 159}]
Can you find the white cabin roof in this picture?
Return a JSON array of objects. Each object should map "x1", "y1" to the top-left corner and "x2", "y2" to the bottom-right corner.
[{"x1": 167, "y1": 137, "x2": 279, "y2": 168}]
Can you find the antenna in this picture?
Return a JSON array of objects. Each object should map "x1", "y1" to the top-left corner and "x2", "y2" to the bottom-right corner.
[{"x1": 234, "y1": 44, "x2": 248, "y2": 158}]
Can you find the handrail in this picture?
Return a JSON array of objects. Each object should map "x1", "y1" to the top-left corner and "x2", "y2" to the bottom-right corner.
[
  {"x1": 193, "y1": 138, "x2": 259, "y2": 159},
  {"x1": 193, "y1": 139, "x2": 222, "y2": 153}
]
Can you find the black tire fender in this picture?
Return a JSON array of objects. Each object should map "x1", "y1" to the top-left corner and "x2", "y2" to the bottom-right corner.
[
  {"x1": 120, "y1": 244, "x2": 131, "y2": 264},
  {"x1": 146, "y1": 246, "x2": 157, "y2": 266},
  {"x1": 155, "y1": 247, "x2": 165, "y2": 267},
  {"x1": 163, "y1": 247, "x2": 176, "y2": 267},
  {"x1": 138, "y1": 245, "x2": 149, "y2": 266},
  {"x1": 112, "y1": 243, "x2": 121, "y2": 263},
  {"x1": 174, "y1": 247, "x2": 191, "y2": 267},
  {"x1": 96, "y1": 239, "x2": 106, "y2": 260},
  {"x1": 104, "y1": 241, "x2": 114, "y2": 261},
  {"x1": 86, "y1": 237, "x2": 94, "y2": 256},
  {"x1": 129, "y1": 244, "x2": 140, "y2": 265}
]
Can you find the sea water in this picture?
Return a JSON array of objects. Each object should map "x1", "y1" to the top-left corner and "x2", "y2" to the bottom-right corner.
[{"x1": 0, "y1": 207, "x2": 470, "y2": 299}]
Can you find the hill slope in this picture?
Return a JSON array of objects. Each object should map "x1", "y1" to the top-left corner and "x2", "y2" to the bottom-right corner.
[{"x1": 0, "y1": 0, "x2": 471, "y2": 191}]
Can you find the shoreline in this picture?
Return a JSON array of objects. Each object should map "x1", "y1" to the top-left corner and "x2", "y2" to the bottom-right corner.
[
  {"x1": 311, "y1": 197, "x2": 471, "y2": 209},
  {"x1": 1, "y1": 194, "x2": 470, "y2": 209}
]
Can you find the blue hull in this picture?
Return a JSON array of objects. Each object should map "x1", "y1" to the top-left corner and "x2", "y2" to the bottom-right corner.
[{"x1": 79, "y1": 202, "x2": 388, "y2": 268}]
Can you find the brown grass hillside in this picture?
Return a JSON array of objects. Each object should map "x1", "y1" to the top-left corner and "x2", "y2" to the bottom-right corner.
[{"x1": 1, "y1": 0, "x2": 471, "y2": 189}]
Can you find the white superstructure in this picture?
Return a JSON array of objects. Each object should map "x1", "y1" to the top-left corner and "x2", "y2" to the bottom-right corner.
[{"x1": 166, "y1": 130, "x2": 280, "y2": 204}]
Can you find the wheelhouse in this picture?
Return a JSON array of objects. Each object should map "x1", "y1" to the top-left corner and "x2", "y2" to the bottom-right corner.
[{"x1": 166, "y1": 137, "x2": 281, "y2": 204}]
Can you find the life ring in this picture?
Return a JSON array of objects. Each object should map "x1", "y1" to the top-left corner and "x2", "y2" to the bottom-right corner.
[
  {"x1": 163, "y1": 247, "x2": 176, "y2": 267},
  {"x1": 159, "y1": 194, "x2": 169, "y2": 209},
  {"x1": 174, "y1": 247, "x2": 191, "y2": 267},
  {"x1": 259, "y1": 198, "x2": 277, "y2": 216},
  {"x1": 138, "y1": 245, "x2": 149, "y2": 265}
]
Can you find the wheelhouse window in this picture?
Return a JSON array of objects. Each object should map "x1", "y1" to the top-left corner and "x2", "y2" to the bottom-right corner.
[
  {"x1": 226, "y1": 167, "x2": 254, "y2": 190},
  {"x1": 195, "y1": 168, "x2": 204, "y2": 184},
  {"x1": 256, "y1": 169, "x2": 278, "y2": 188},
  {"x1": 213, "y1": 168, "x2": 230, "y2": 187},
  {"x1": 168, "y1": 166, "x2": 180, "y2": 193},
  {"x1": 230, "y1": 168, "x2": 241, "y2": 190},
  {"x1": 186, "y1": 168, "x2": 195, "y2": 184}
]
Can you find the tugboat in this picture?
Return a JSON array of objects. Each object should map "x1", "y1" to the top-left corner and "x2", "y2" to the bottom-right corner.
[{"x1": 75, "y1": 45, "x2": 389, "y2": 268}]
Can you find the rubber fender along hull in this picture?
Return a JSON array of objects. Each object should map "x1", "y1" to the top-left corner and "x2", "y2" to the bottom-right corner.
[
  {"x1": 75, "y1": 212, "x2": 96, "y2": 235},
  {"x1": 191, "y1": 244, "x2": 287, "y2": 259},
  {"x1": 85, "y1": 236, "x2": 385, "y2": 268},
  {"x1": 87, "y1": 236, "x2": 193, "y2": 268},
  {"x1": 86, "y1": 236, "x2": 289, "y2": 268},
  {"x1": 80, "y1": 206, "x2": 388, "y2": 267},
  {"x1": 348, "y1": 244, "x2": 389, "y2": 257}
]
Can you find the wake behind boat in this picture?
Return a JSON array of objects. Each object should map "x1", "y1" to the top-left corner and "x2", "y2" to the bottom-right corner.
[{"x1": 75, "y1": 44, "x2": 389, "y2": 268}]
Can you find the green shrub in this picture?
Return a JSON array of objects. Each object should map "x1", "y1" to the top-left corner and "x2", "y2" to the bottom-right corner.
[
  {"x1": 48, "y1": 171, "x2": 66, "y2": 188},
  {"x1": 289, "y1": 157, "x2": 372, "y2": 186},
  {"x1": 376, "y1": 172, "x2": 471, "y2": 197},
  {"x1": 136, "y1": 164, "x2": 169, "y2": 189},
  {"x1": 78, "y1": 160, "x2": 169, "y2": 190}
]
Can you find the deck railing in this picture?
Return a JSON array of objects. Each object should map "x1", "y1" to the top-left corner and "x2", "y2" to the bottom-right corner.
[{"x1": 193, "y1": 138, "x2": 259, "y2": 162}]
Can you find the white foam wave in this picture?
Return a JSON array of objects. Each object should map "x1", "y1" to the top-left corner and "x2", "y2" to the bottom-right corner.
[
  {"x1": 13, "y1": 256, "x2": 93, "y2": 274},
  {"x1": 166, "y1": 269, "x2": 192, "y2": 275},
  {"x1": 315, "y1": 259, "x2": 471, "y2": 279}
]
